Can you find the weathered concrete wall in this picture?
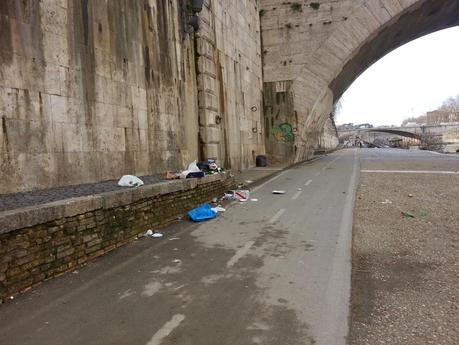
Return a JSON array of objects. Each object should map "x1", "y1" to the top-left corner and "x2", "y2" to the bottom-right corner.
[
  {"x1": 0, "y1": 0, "x2": 199, "y2": 194},
  {"x1": 196, "y1": 0, "x2": 264, "y2": 170},
  {"x1": 318, "y1": 116, "x2": 338, "y2": 150},
  {"x1": 262, "y1": 81, "x2": 296, "y2": 164},
  {"x1": 0, "y1": 173, "x2": 234, "y2": 302},
  {"x1": 260, "y1": 0, "x2": 459, "y2": 162},
  {"x1": 0, "y1": 0, "x2": 263, "y2": 194}
]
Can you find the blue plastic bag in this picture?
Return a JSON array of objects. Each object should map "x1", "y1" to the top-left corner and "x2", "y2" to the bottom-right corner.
[{"x1": 187, "y1": 204, "x2": 217, "y2": 222}]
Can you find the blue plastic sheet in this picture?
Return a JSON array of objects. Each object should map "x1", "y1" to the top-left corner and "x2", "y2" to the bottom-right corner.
[{"x1": 187, "y1": 204, "x2": 217, "y2": 222}]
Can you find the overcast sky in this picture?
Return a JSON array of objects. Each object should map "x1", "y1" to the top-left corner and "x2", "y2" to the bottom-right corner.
[{"x1": 336, "y1": 26, "x2": 459, "y2": 127}]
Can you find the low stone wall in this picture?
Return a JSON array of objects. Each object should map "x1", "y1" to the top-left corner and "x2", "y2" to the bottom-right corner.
[{"x1": 0, "y1": 173, "x2": 234, "y2": 303}]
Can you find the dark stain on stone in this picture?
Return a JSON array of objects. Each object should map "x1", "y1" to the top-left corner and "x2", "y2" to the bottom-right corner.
[
  {"x1": 69, "y1": 0, "x2": 96, "y2": 137},
  {"x1": 1, "y1": 116, "x2": 10, "y2": 160},
  {"x1": 305, "y1": 243, "x2": 315, "y2": 251},
  {"x1": 0, "y1": 10, "x2": 13, "y2": 65},
  {"x1": 81, "y1": 0, "x2": 89, "y2": 45},
  {"x1": 156, "y1": 0, "x2": 173, "y2": 83},
  {"x1": 144, "y1": 45, "x2": 151, "y2": 85}
]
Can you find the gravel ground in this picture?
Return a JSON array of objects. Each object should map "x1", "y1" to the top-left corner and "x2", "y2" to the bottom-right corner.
[{"x1": 351, "y1": 158, "x2": 459, "y2": 344}]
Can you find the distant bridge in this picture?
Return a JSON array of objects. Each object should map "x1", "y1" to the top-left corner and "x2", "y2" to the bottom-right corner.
[{"x1": 338, "y1": 124, "x2": 459, "y2": 141}]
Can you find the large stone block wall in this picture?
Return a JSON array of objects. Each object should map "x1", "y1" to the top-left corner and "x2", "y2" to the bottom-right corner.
[
  {"x1": 0, "y1": 173, "x2": 234, "y2": 302},
  {"x1": 196, "y1": 0, "x2": 264, "y2": 170},
  {"x1": 260, "y1": 0, "x2": 459, "y2": 162},
  {"x1": 0, "y1": 0, "x2": 264, "y2": 195},
  {"x1": 0, "y1": 0, "x2": 200, "y2": 194}
]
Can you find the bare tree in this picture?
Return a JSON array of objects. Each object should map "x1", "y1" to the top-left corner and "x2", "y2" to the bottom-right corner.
[
  {"x1": 419, "y1": 133, "x2": 444, "y2": 152},
  {"x1": 439, "y1": 94, "x2": 459, "y2": 112}
]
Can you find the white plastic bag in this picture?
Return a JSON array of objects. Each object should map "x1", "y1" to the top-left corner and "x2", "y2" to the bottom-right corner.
[
  {"x1": 118, "y1": 175, "x2": 144, "y2": 187},
  {"x1": 187, "y1": 160, "x2": 201, "y2": 172},
  {"x1": 179, "y1": 160, "x2": 201, "y2": 179}
]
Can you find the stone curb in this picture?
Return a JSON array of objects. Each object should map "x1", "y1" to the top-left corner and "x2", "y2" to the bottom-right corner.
[{"x1": 0, "y1": 172, "x2": 229, "y2": 235}]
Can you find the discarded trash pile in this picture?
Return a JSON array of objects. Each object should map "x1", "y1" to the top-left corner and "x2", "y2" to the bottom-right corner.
[
  {"x1": 117, "y1": 159, "x2": 224, "y2": 189},
  {"x1": 187, "y1": 187, "x2": 251, "y2": 222},
  {"x1": 165, "y1": 159, "x2": 222, "y2": 180}
]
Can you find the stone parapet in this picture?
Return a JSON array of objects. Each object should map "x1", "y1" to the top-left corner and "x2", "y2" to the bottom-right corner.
[{"x1": 0, "y1": 173, "x2": 234, "y2": 302}]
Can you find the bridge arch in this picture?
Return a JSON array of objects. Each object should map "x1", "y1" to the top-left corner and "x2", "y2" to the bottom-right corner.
[{"x1": 260, "y1": 0, "x2": 459, "y2": 162}]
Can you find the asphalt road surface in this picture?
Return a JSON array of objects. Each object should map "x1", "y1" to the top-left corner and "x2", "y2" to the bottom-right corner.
[{"x1": 8, "y1": 149, "x2": 452, "y2": 345}]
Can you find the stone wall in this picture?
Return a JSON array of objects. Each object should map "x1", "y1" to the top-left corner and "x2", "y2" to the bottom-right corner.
[
  {"x1": 196, "y1": 0, "x2": 264, "y2": 170},
  {"x1": 318, "y1": 116, "x2": 339, "y2": 150},
  {"x1": 0, "y1": 173, "x2": 234, "y2": 302},
  {"x1": 262, "y1": 81, "x2": 296, "y2": 165},
  {"x1": 0, "y1": 0, "x2": 263, "y2": 194}
]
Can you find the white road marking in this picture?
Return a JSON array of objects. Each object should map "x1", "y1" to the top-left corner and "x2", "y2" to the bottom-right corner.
[
  {"x1": 269, "y1": 208, "x2": 286, "y2": 224},
  {"x1": 226, "y1": 241, "x2": 255, "y2": 268},
  {"x1": 304, "y1": 179, "x2": 312, "y2": 186},
  {"x1": 361, "y1": 169, "x2": 459, "y2": 175},
  {"x1": 291, "y1": 190, "x2": 303, "y2": 200},
  {"x1": 146, "y1": 314, "x2": 185, "y2": 345},
  {"x1": 251, "y1": 170, "x2": 289, "y2": 193}
]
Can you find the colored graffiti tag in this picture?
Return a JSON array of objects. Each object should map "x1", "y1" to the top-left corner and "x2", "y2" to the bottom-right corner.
[{"x1": 272, "y1": 123, "x2": 294, "y2": 142}]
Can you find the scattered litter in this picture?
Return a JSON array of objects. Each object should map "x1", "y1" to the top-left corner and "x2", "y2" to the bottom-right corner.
[
  {"x1": 399, "y1": 209, "x2": 415, "y2": 218},
  {"x1": 250, "y1": 198, "x2": 259, "y2": 202},
  {"x1": 145, "y1": 229, "x2": 163, "y2": 238},
  {"x1": 233, "y1": 190, "x2": 250, "y2": 202},
  {"x1": 198, "y1": 158, "x2": 219, "y2": 172},
  {"x1": 165, "y1": 171, "x2": 180, "y2": 180},
  {"x1": 223, "y1": 193, "x2": 235, "y2": 200},
  {"x1": 272, "y1": 190, "x2": 286, "y2": 194},
  {"x1": 9, "y1": 296, "x2": 14, "y2": 300},
  {"x1": 118, "y1": 175, "x2": 144, "y2": 187},
  {"x1": 408, "y1": 194, "x2": 413, "y2": 198},
  {"x1": 297, "y1": 188, "x2": 302, "y2": 191},
  {"x1": 381, "y1": 199, "x2": 392, "y2": 204},
  {"x1": 172, "y1": 259, "x2": 182, "y2": 263},
  {"x1": 245, "y1": 180, "x2": 254, "y2": 184},
  {"x1": 188, "y1": 204, "x2": 217, "y2": 222},
  {"x1": 179, "y1": 160, "x2": 202, "y2": 179},
  {"x1": 72, "y1": 270, "x2": 79, "y2": 274},
  {"x1": 211, "y1": 206, "x2": 226, "y2": 213},
  {"x1": 169, "y1": 237, "x2": 180, "y2": 241},
  {"x1": 212, "y1": 197, "x2": 218, "y2": 203},
  {"x1": 173, "y1": 248, "x2": 179, "y2": 251}
]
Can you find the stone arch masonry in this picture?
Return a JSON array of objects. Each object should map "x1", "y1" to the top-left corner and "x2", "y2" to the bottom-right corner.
[{"x1": 261, "y1": 0, "x2": 459, "y2": 162}]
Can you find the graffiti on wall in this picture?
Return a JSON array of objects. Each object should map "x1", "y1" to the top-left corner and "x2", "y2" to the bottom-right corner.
[{"x1": 273, "y1": 123, "x2": 294, "y2": 142}]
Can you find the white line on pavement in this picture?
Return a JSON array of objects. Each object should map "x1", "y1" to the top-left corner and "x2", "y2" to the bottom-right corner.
[
  {"x1": 304, "y1": 179, "x2": 312, "y2": 186},
  {"x1": 291, "y1": 190, "x2": 302, "y2": 200},
  {"x1": 360, "y1": 169, "x2": 459, "y2": 175},
  {"x1": 146, "y1": 314, "x2": 185, "y2": 345},
  {"x1": 226, "y1": 241, "x2": 255, "y2": 268},
  {"x1": 269, "y1": 208, "x2": 286, "y2": 224},
  {"x1": 251, "y1": 170, "x2": 289, "y2": 193}
]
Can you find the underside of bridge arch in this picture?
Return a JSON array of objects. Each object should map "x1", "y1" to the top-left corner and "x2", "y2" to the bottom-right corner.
[
  {"x1": 260, "y1": 0, "x2": 459, "y2": 163},
  {"x1": 330, "y1": 0, "x2": 459, "y2": 101},
  {"x1": 367, "y1": 129, "x2": 421, "y2": 140}
]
